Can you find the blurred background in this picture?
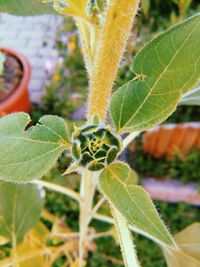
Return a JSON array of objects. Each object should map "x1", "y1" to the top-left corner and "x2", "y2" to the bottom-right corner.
[{"x1": 0, "y1": 0, "x2": 200, "y2": 266}]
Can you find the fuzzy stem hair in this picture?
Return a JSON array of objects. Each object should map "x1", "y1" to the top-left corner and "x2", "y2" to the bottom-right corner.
[{"x1": 87, "y1": 0, "x2": 140, "y2": 122}]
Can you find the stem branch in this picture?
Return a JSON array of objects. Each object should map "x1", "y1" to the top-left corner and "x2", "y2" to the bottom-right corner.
[
  {"x1": 112, "y1": 207, "x2": 141, "y2": 267},
  {"x1": 32, "y1": 180, "x2": 80, "y2": 202},
  {"x1": 79, "y1": 170, "x2": 98, "y2": 267}
]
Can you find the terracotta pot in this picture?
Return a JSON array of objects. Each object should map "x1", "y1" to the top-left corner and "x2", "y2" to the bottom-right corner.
[
  {"x1": 142, "y1": 123, "x2": 200, "y2": 159},
  {"x1": 127, "y1": 123, "x2": 200, "y2": 205},
  {"x1": 0, "y1": 47, "x2": 31, "y2": 115}
]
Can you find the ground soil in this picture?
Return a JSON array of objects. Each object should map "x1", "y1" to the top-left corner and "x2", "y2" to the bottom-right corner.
[{"x1": 0, "y1": 52, "x2": 23, "y2": 103}]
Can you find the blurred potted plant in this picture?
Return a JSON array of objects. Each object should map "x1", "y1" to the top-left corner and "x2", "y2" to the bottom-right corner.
[{"x1": 0, "y1": 47, "x2": 31, "y2": 115}]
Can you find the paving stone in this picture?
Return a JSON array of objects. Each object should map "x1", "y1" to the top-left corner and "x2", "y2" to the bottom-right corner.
[
  {"x1": 29, "y1": 91, "x2": 45, "y2": 103},
  {"x1": 29, "y1": 79, "x2": 45, "y2": 92},
  {"x1": 31, "y1": 68, "x2": 46, "y2": 80},
  {"x1": 26, "y1": 39, "x2": 44, "y2": 48}
]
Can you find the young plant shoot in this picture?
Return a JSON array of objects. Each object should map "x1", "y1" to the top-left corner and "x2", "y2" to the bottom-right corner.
[{"x1": 0, "y1": 1, "x2": 200, "y2": 267}]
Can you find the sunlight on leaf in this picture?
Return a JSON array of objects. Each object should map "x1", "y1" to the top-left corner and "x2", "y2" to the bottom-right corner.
[
  {"x1": 111, "y1": 13, "x2": 200, "y2": 133},
  {"x1": 53, "y1": 0, "x2": 89, "y2": 20},
  {"x1": 0, "y1": 235, "x2": 9, "y2": 246},
  {"x1": 163, "y1": 223, "x2": 200, "y2": 267},
  {"x1": 0, "y1": 222, "x2": 51, "y2": 267},
  {"x1": 0, "y1": 183, "x2": 44, "y2": 243},
  {"x1": 0, "y1": 113, "x2": 70, "y2": 182},
  {"x1": 0, "y1": 0, "x2": 57, "y2": 16},
  {"x1": 99, "y1": 161, "x2": 176, "y2": 247}
]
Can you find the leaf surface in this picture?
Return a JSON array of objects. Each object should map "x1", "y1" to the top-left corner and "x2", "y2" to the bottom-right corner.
[
  {"x1": 0, "y1": 0, "x2": 57, "y2": 16},
  {"x1": 111, "y1": 13, "x2": 200, "y2": 133},
  {"x1": 0, "y1": 222, "x2": 50, "y2": 267},
  {"x1": 99, "y1": 161, "x2": 175, "y2": 247},
  {"x1": 0, "y1": 0, "x2": 89, "y2": 18},
  {"x1": 0, "y1": 113, "x2": 69, "y2": 182},
  {"x1": 58, "y1": 0, "x2": 88, "y2": 18},
  {"x1": 0, "y1": 183, "x2": 44, "y2": 243},
  {"x1": 163, "y1": 223, "x2": 200, "y2": 267}
]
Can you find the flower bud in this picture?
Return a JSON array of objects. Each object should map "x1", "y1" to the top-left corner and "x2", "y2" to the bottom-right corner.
[{"x1": 71, "y1": 124, "x2": 122, "y2": 171}]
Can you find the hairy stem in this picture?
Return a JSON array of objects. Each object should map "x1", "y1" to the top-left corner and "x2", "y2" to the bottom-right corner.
[
  {"x1": 76, "y1": 18, "x2": 100, "y2": 77},
  {"x1": 32, "y1": 180, "x2": 80, "y2": 202},
  {"x1": 79, "y1": 170, "x2": 98, "y2": 267},
  {"x1": 76, "y1": 18, "x2": 93, "y2": 75},
  {"x1": 112, "y1": 208, "x2": 141, "y2": 267},
  {"x1": 77, "y1": 2, "x2": 140, "y2": 266},
  {"x1": 87, "y1": 0, "x2": 140, "y2": 121}
]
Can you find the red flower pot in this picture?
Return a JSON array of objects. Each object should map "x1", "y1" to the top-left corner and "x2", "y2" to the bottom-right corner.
[
  {"x1": 142, "y1": 123, "x2": 200, "y2": 159},
  {"x1": 0, "y1": 47, "x2": 31, "y2": 115}
]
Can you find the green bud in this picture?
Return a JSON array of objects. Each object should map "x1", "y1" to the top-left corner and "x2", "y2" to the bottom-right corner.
[{"x1": 71, "y1": 123, "x2": 122, "y2": 171}]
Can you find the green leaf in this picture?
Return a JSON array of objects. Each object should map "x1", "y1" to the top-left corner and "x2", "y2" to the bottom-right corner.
[
  {"x1": 111, "y1": 13, "x2": 200, "y2": 133},
  {"x1": 99, "y1": 161, "x2": 175, "y2": 247},
  {"x1": 0, "y1": 0, "x2": 58, "y2": 16},
  {"x1": 163, "y1": 223, "x2": 200, "y2": 267},
  {"x1": 0, "y1": 183, "x2": 44, "y2": 243},
  {"x1": 0, "y1": 113, "x2": 69, "y2": 182},
  {"x1": 179, "y1": 85, "x2": 200, "y2": 106}
]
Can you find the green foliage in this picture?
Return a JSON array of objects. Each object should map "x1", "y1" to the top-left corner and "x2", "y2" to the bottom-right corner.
[
  {"x1": 99, "y1": 161, "x2": 175, "y2": 247},
  {"x1": 31, "y1": 28, "x2": 87, "y2": 121},
  {"x1": 0, "y1": 2, "x2": 200, "y2": 266},
  {"x1": 128, "y1": 138, "x2": 200, "y2": 187},
  {"x1": 111, "y1": 13, "x2": 200, "y2": 133},
  {"x1": 0, "y1": 183, "x2": 44, "y2": 243},
  {"x1": 42, "y1": 160, "x2": 200, "y2": 267},
  {"x1": 166, "y1": 105, "x2": 200, "y2": 123},
  {"x1": 0, "y1": 113, "x2": 69, "y2": 182},
  {"x1": 0, "y1": 0, "x2": 57, "y2": 16}
]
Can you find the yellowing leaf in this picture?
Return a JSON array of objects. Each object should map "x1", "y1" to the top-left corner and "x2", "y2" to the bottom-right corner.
[
  {"x1": 0, "y1": 222, "x2": 51, "y2": 267},
  {"x1": 53, "y1": 0, "x2": 89, "y2": 20},
  {"x1": 163, "y1": 223, "x2": 200, "y2": 267},
  {"x1": 99, "y1": 161, "x2": 176, "y2": 247},
  {"x1": 0, "y1": 235, "x2": 9, "y2": 246}
]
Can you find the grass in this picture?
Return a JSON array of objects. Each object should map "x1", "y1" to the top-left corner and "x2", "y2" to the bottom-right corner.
[{"x1": 127, "y1": 134, "x2": 200, "y2": 188}]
